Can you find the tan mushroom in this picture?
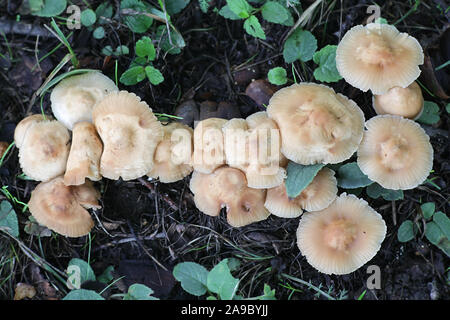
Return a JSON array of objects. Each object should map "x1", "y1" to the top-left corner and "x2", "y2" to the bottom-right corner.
[
  {"x1": 189, "y1": 166, "x2": 270, "y2": 227},
  {"x1": 64, "y1": 122, "x2": 103, "y2": 186},
  {"x1": 372, "y1": 81, "x2": 424, "y2": 119},
  {"x1": 267, "y1": 83, "x2": 365, "y2": 165},
  {"x1": 357, "y1": 115, "x2": 433, "y2": 190},
  {"x1": 28, "y1": 176, "x2": 99, "y2": 237},
  {"x1": 15, "y1": 116, "x2": 70, "y2": 181},
  {"x1": 336, "y1": 23, "x2": 424, "y2": 95},
  {"x1": 147, "y1": 122, "x2": 194, "y2": 183},
  {"x1": 14, "y1": 114, "x2": 52, "y2": 149},
  {"x1": 50, "y1": 72, "x2": 118, "y2": 130},
  {"x1": 92, "y1": 91, "x2": 163, "y2": 181},
  {"x1": 0, "y1": 141, "x2": 9, "y2": 159},
  {"x1": 296, "y1": 193, "x2": 387, "y2": 275}
]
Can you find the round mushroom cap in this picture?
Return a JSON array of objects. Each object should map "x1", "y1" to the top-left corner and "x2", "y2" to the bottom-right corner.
[
  {"x1": 16, "y1": 119, "x2": 70, "y2": 181},
  {"x1": 14, "y1": 114, "x2": 53, "y2": 149},
  {"x1": 357, "y1": 115, "x2": 433, "y2": 190},
  {"x1": 192, "y1": 118, "x2": 227, "y2": 174},
  {"x1": 147, "y1": 122, "x2": 194, "y2": 183},
  {"x1": 50, "y1": 72, "x2": 118, "y2": 130},
  {"x1": 28, "y1": 176, "x2": 97, "y2": 237},
  {"x1": 189, "y1": 166, "x2": 270, "y2": 227},
  {"x1": 264, "y1": 167, "x2": 337, "y2": 218},
  {"x1": 93, "y1": 91, "x2": 163, "y2": 181},
  {"x1": 267, "y1": 83, "x2": 365, "y2": 165},
  {"x1": 296, "y1": 193, "x2": 387, "y2": 275},
  {"x1": 64, "y1": 122, "x2": 103, "y2": 186},
  {"x1": 336, "y1": 23, "x2": 424, "y2": 95},
  {"x1": 372, "y1": 81, "x2": 424, "y2": 119}
]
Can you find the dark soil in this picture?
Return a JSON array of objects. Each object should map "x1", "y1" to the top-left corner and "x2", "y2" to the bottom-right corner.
[{"x1": 0, "y1": 0, "x2": 449, "y2": 300}]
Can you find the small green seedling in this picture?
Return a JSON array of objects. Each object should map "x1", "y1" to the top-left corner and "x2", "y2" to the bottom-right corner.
[
  {"x1": 417, "y1": 101, "x2": 440, "y2": 125},
  {"x1": 267, "y1": 67, "x2": 288, "y2": 85},
  {"x1": 312, "y1": 45, "x2": 342, "y2": 83}
]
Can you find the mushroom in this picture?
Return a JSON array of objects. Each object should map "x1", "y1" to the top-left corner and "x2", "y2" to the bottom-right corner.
[
  {"x1": 357, "y1": 115, "x2": 433, "y2": 190},
  {"x1": 296, "y1": 193, "x2": 387, "y2": 275},
  {"x1": 336, "y1": 23, "x2": 424, "y2": 95},
  {"x1": 147, "y1": 122, "x2": 194, "y2": 183},
  {"x1": 14, "y1": 115, "x2": 70, "y2": 181},
  {"x1": 50, "y1": 71, "x2": 119, "y2": 130},
  {"x1": 64, "y1": 122, "x2": 103, "y2": 186},
  {"x1": 264, "y1": 167, "x2": 337, "y2": 218},
  {"x1": 224, "y1": 111, "x2": 286, "y2": 189},
  {"x1": 372, "y1": 81, "x2": 424, "y2": 119},
  {"x1": 0, "y1": 141, "x2": 9, "y2": 159},
  {"x1": 267, "y1": 83, "x2": 365, "y2": 165},
  {"x1": 192, "y1": 118, "x2": 227, "y2": 174},
  {"x1": 189, "y1": 166, "x2": 270, "y2": 227},
  {"x1": 28, "y1": 176, "x2": 100, "y2": 237},
  {"x1": 92, "y1": 91, "x2": 163, "y2": 181}
]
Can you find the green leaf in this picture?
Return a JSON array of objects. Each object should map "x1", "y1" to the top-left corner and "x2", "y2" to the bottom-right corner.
[
  {"x1": 283, "y1": 28, "x2": 317, "y2": 63},
  {"x1": 136, "y1": 36, "x2": 156, "y2": 60},
  {"x1": 29, "y1": 0, "x2": 44, "y2": 12},
  {"x1": 337, "y1": 162, "x2": 374, "y2": 189},
  {"x1": 226, "y1": 258, "x2": 241, "y2": 272},
  {"x1": 115, "y1": 45, "x2": 130, "y2": 56},
  {"x1": 417, "y1": 101, "x2": 440, "y2": 125},
  {"x1": 446, "y1": 103, "x2": 450, "y2": 114},
  {"x1": 257, "y1": 284, "x2": 276, "y2": 300},
  {"x1": 97, "y1": 266, "x2": 114, "y2": 284},
  {"x1": 261, "y1": 2, "x2": 289, "y2": 24},
  {"x1": 32, "y1": 0, "x2": 67, "y2": 17},
  {"x1": 226, "y1": 0, "x2": 253, "y2": 19},
  {"x1": 397, "y1": 220, "x2": 416, "y2": 242},
  {"x1": 123, "y1": 284, "x2": 159, "y2": 300},
  {"x1": 0, "y1": 201, "x2": 19, "y2": 237},
  {"x1": 313, "y1": 45, "x2": 342, "y2": 83},
  {"x1": 165, "y1": 0, "x2": 191, "y2": 15},
  {"x1": 63, "y1": 289, "x2": 104, "y2": 300},
  {"x1": 67, "y1": 258, "x2": 96, "y2": 289},
  {"x1": 425, "y1": 221, "x2": 450, "y2": 257},
  {"x1": 218, "y1": 5, "x2": 242, "y2": 20},
  {"x1": 420, "y1": 202, "x2": 436, "y2": 220},
  {"x1": 173, "y1": 262, "x2": 209, "y2": 296},
  {"x1": 199, "y1": 0, "x2": 211, "y2": 13},
  {"x1": 96, "y1": 2, "x2": 114, "y2": 21},
  {"x1": 93, "y1": 26, "x2": 105, "y2": 39},
  {"x1": 433, "y1": 211, "x2": 450, "y2": 240},
  {"x1": 366, "y1": 183, "x2": 403, "y2": 201},
  {"x1": 120, "y1": 65, "x2": 146, "y2": 85},
  {"x1": 285, "y1": 162, "x2": 325, "y2": 198},
  {"x1": 243, "y1": 15, "x2": 266, "y2": 40},
  {"x1": 81, "y1": 9, "x2": 97, "y2": 27},
  {"x1": 207, "y1": 259, "x2": 240, "y2": 300},
  {"x1": 268, "y1": 67, "x2": 287, "y2": 85},
  {"x1": 156, "y1": 25, "x2": 186, "y2": 55},
  {"x1": 145, "y1": 66, "x2": 164, "y2": 85},
  {"x1": 120, "y1": 0, "x2": 153, "y2": 33}
]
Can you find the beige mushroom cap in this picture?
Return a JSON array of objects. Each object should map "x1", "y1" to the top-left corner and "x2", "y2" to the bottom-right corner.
[
  {"x1": 147, "y1": 122, "x2": 194, "y2": 183},
  {"x1": 267, "y1": 83, "x2": 365, "y2": 165},
  {"x1": 14, "y1": 114, "x2": 53, "y2": 149},
  {"x1": 357, "y1": 115, "x2": 433, "y2": 190},
  {"x1": 64, "y1": 122, "x2": 103, "y2": 186},
  {"x1": 93, "y1": 91, "x2": 163, "y2": 181},
  {"x1": 28, "y1": 176, "x2": 98, "y2": 237},
  {"x1": 373, "y1": 81, "x2": 424, "y2": 119},
  {"x1": 296, "y1": 193, "x2": 387, "y2": 275},
  {"x1": 16, "y1": 119, "x2": 70, "y2": 181},
  {"x1": 50, "y1": 72, "x2": 118, "y2": 130},
  {"x1": 189, "y1": 166, "x2": 270, "y2": 227},
  {"x1": 336, "y1": 23, "x2": 424, "y2": 95},
  {"x1": 264, "y1": 167, "x2": 337, "y2": 218},
  {"x1": 192, "y1": 118, "x2": 227, "y2": 174}
]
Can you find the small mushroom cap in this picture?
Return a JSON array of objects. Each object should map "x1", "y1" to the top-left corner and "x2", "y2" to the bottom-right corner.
[
  {"x1": 147, "y1": 122, "x2": 194, "y2": 183},
  {"x1": 336, "y1": 23, "x2": 424, "y2": 95},
  {"x1": 264, "y1": 167, "x2": 337, "y2": 218},
  {"x1": 357, "y1": 115, "x2": 433, "y2": 190},
  {"x1": 189, "y1": 166, "x2": 270, "y2": 227},
  {"x1": 296, "y1": 193, "x2": 387, "y2": 275},
  {"x1": 64, "y1": 122, "x2": 103, "y2": 186},
  {"x1": 372, "y1": 81, "x2": 424, "y2": 119},
  {"x1": 17, "y1": 119, "x2": 70, "y2": 181},
  {"x1": 192, "y1": 118, "x2": 227, "y2": 174},
  {"x1": 28, "y1": 176, "x2": 97, "y2": 237},
  {"x1": 0, "y1": 141, "x2": 9, "y2": 159},
  {"x1": 267, "y1": 83, "x2": 365, "y2": 165},
  {"x1": 71, "y1": 180, "x2": 101, "y2": 210},
  {"x1": 14, "y1": 114, "x2": 53, "y2": 149},
  {"x1": 93, "y1": 91, "x2": 163, "y2": 181},
  {"x1": 50, "y1": 72, "x2": 118, "y2": 130}
]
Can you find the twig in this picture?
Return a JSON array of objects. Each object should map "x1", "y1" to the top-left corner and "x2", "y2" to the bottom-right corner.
[
  {"x1": 0, "y1": 19, "x2": 54, "y2": 38},
  {"x1": 138, "y1": 178, "x2": 178, "y2": 211}
]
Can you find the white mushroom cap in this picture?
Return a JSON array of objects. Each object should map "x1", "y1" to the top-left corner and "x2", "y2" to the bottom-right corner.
[
  {"x1": 336, "y1": 23, "x2": 424, "y2": 95},
  {"x1": 296, "y1": 193, "x2": 387, "y2": 275},
  {"x1": 50, "y1": 72, "x2": 118, "y2": 130},
  {"x1": 357, "y1": 115, "x2": 433, "y2": 190},
  {"x1": 14, "y1": 114, "x2": 52, "y2": 149},
  {"x1": 267, "y1": 83, "x2": 365, "y2": 165},
  {"x1": 93, "y1": 91, "x2": 163, "y2": 181}
]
